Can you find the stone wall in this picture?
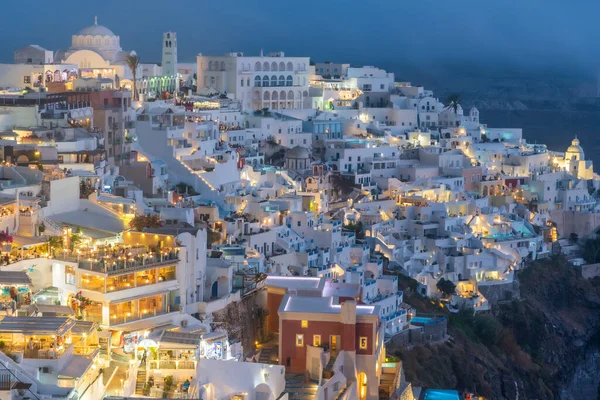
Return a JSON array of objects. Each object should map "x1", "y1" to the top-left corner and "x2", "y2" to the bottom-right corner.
[
  {"x1": 581, "y1": 263, "x2": 600, "y2": 279},
  {"x1": 210, "y1": 289, "x2": 269, "y2": 357},
  {"x1": 478, "y1": 279, "x2": 520, "y2": 306}
]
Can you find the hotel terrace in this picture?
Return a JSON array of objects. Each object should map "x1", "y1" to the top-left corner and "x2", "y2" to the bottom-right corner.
[{"x1": 51, "y1": 231, "x2": 182, "y2": 328}]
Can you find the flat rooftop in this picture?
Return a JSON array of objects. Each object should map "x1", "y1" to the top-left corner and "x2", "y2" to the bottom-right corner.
[
  {"x1": 281, "y1": 296, "x2": 377, "y2": 315},
  {"x1": 322, "y1": 282, "x2": 360, "y2": 298},
  {"x1": 265, "y1": 276, "x2": 324, "y2": 291},
  {"x1": 0, "y1": 271, "x2": 32, "y2": 286},
  {"x1": 0, "y1": 316, "x2": 75, "y2": 335}
]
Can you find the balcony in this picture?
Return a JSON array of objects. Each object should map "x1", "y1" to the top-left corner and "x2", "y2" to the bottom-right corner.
[
  {"x1": 149, "y1": 360, "x2": 196, "y2": 370},
  {"x1": 53, "y1": 245, "x2": 179, "y2": 275},
  {"x1": 109, "y1": 307, "x2": 174, "y2": 325}
]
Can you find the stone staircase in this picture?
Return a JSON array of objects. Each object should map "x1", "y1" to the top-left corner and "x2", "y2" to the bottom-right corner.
[
  {"x1": 258, "y1": 346, "x2": 277, "y2": 364},
  {"x1": 332, "y1": 381, "x2": 352, "y2": 400},
  {"x1": 285, "y1": 373, "x2": 318, "y2": 400},
  {"x1": 379, "y1": 362, "x2": 399, "y2": 399},
  {"x1": 134, "y1": 366, "x2": 146, "y2": 395},
  {"x1": 322, "y1": 354, "x2": 337, "y2": 379}
]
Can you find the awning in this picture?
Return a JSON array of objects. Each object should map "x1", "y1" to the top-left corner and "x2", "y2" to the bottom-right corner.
[
  {"x1": 111, "y1": 313, "x2": 178, "y2": 333},
  {"x1": 12, "y1": 235, "x2": 48, "y2": 247}
]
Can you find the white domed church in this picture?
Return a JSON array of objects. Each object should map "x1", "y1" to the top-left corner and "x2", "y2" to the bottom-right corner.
[
  {"x1": 55, "y1": 17, "x2": 132, "y2": 81},
  {"x1": 50, "y1": 17, "x2": 178, "y2": 98},
  {"x1": 559, "y1": 136, "x2": 594, "y2": 180}
]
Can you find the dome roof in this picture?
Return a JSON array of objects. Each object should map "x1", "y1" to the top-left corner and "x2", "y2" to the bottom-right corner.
[
  {"x1": 76, "y1": 17, "x2": 116, "y2": 37},
  {"x1": 286, "y1": 146, "x2": 310, "y2": 159},
  {"x1": 565, "y1": 136, "x2": 584, "y2": 160}
]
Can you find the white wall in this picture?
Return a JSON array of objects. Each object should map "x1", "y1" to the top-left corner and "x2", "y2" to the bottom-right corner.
[
  {"x1": 47, "y1": 176, "x2": 80, "y2": 216},
  {"x1": 195, "y1": 359, "x2": 286, "y2": 400}
]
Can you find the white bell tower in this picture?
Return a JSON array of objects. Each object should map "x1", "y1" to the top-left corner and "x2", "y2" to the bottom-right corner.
[{"x1": 162, "y1": 32, "x2": 177, "y2": 77}]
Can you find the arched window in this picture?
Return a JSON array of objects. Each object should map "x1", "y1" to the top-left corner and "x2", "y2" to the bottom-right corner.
[
  {"x1": 208, "y1": 61, "x2": 213, "y2": 71},
  {"x1": 105, "y1": 38, "x2": 110, "y2": 46},
  {"x1": 220, "y1": 61, "x2": 225, "y2": 71},
  {"x1": 272, "y1": 91, "x2": 278, "y2": 101},
  {"x1": 271, "y1": 75, "x2": 277, "y2": 86},
  {"x1": 287, "y1": 62, "x2": 293, "y2": 71},
  {"x1": 271, "y1": 62, "x2": 277, "y2": 71},
  {"x1": 255, "y1": 62, "x2": 261, "y2": 71},
  {"x1": 280, "y1": 90, "x2": 286, "y2": 100},
  {"x1": 286, "y1": 75, "x2": 293, "y2": 86},
  {"x1": 167, "y1": 33, "x2": 170, "y2": 38},
  {"x1": 254, "y1": 76, "x2": 261, "y2": 87},
  {"x1": 263, "y1": 91, "x2": 270, "y2": 101},
  {"x1": 279, "y1": 62, "x2": 286, "y2": 71},
  {"x1": 263, "y1": 62, "x2": 269, "y2": 71},
  {"x1": 279, "y1": 75, "x2": 285, "y2": 86},
  {"x1": 262, "y1": 75, "x2": 269, "y2": 87}
]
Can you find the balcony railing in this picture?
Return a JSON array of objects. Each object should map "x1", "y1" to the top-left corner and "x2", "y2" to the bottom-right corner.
[
  {"x1": 110, "y1": 306, "x2": 174, "y2": 325},
  {"x1": 53, "y1": 248, "x2": 179, "y2": 275},
  {"x1": 148, "y1": 360, "x2": 196, "y2": 370}
]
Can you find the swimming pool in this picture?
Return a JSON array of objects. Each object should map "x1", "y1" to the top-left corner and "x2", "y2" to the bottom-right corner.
[
  {"x1": 410, "y1": 317, "x2": 434, "y2": 324},
  {"x1": 423, "y1": 389, "x2": 461, "y2": 400}
]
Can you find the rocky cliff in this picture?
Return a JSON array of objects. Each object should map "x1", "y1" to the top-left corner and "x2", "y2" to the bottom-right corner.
[{"x1": 392, "y1": 257, "x2": 600, "y2": 399}]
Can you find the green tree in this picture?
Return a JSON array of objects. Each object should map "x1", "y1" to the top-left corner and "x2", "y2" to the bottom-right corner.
[
  {"x1": 445, "y1": 93, "x2": 460, "y2": 114},
  {"x1": 129, "y1": 214, "x2": 163, "y2": 231},
  {"x1": 583, "y1": 237, "x2": 600, "y2": 263},
  {"x1": 436, "y1": 278, "x2": 456, "y2": 295},
  {"x1": 569, "y1": 232, "x2": 579, "y2": 244},
  {"x1": 47, "y1": 236, "x2": 64, "y2": 253},
  {"x1": 125, "y1": 52, "x2": 140, "y2": 101}
]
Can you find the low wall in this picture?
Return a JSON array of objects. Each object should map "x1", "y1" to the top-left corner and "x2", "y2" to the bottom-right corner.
[
  {"x1": 478, "y1": 280, "x2": 520, "y2": 305},
  {"x1": 581, "y1": 263, "x2": 600, "y2": 279}
]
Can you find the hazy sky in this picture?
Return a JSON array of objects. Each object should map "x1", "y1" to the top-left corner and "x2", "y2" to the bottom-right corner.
[{"x1": 4, "y1": 0, "x2": 599, "y2": 77}]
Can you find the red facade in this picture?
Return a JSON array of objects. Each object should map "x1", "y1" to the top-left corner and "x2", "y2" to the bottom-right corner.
[
  {"x1": 267, "y1": 292, "x2": 284, "y2": 333},
  {"x1": 279, "y1": 316, "x2": 375, "y2": 374}
]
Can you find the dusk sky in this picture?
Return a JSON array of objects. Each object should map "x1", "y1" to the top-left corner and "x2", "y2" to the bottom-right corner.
[{"x1": 4, "y1": 0, "x2": 599, "y2": 76}]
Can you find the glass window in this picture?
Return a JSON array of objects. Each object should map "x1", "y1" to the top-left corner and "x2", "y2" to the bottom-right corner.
[
  {"x1": 65, "y1": 266, "x2": 76, "y2": 285},
  {"x1": 296, "y1": 334, "x2": 304, "y2": 347},
  {"x1": 106, "y1": 273, "x2": 135, "y2": 292},
  {"x1": 81, "y1": 274, "x2": 105, "y2": 292},
  {"x1": 158, "y1": 265, "x2": 176, "y2": 282},
  {"x1": 301, "y1": 320, "x2": 308, "y2": 328},
  {"x1": 359, "y1": 336, "x2": 368, "y2": 349},
  {"x1": 313, "y1": 335, "x2": 321, "y2": 347},
  {"x1": 136, "y1": 269, "x2": 157, "y2": 287}
]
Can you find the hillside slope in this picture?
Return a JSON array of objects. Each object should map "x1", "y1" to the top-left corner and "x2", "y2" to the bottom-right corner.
[{"x1": 393, "y1": 258, "x2": 600, "y2": 399}]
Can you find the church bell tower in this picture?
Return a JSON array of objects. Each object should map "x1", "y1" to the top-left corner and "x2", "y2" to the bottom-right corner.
[{"x1": 162, "y1": 32, "x2": 177, "y2": 77}]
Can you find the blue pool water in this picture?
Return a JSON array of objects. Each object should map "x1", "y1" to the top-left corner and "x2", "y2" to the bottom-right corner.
[
  {"x1": 410, "y1": 317, "x2": 434, "y2": 324},
  {"x1": 424, "y1": 389, "x2": 461, "y2": 400}
]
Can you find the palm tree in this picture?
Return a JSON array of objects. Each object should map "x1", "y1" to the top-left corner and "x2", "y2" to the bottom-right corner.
[
  {"x1": 125, "y1": 52, "x2": 140, "y2": 101},
  {"x1": 445, "y1": 93, "x2": 460, "y2": 114}
]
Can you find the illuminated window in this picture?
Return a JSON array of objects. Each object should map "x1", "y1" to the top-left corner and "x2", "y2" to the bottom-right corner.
[
  {"x1": 295, "y1": 334, "x2": 304, "y2": 347},
  {"x1": 301, "y1": 320, "x2": 308, "y2": 328},
  {"x1": 313, "y1": 335, "x2": 321, "y2": 347},
  {"x1": 359, "y1": 336, "x2": 368, "y2": 350}
]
